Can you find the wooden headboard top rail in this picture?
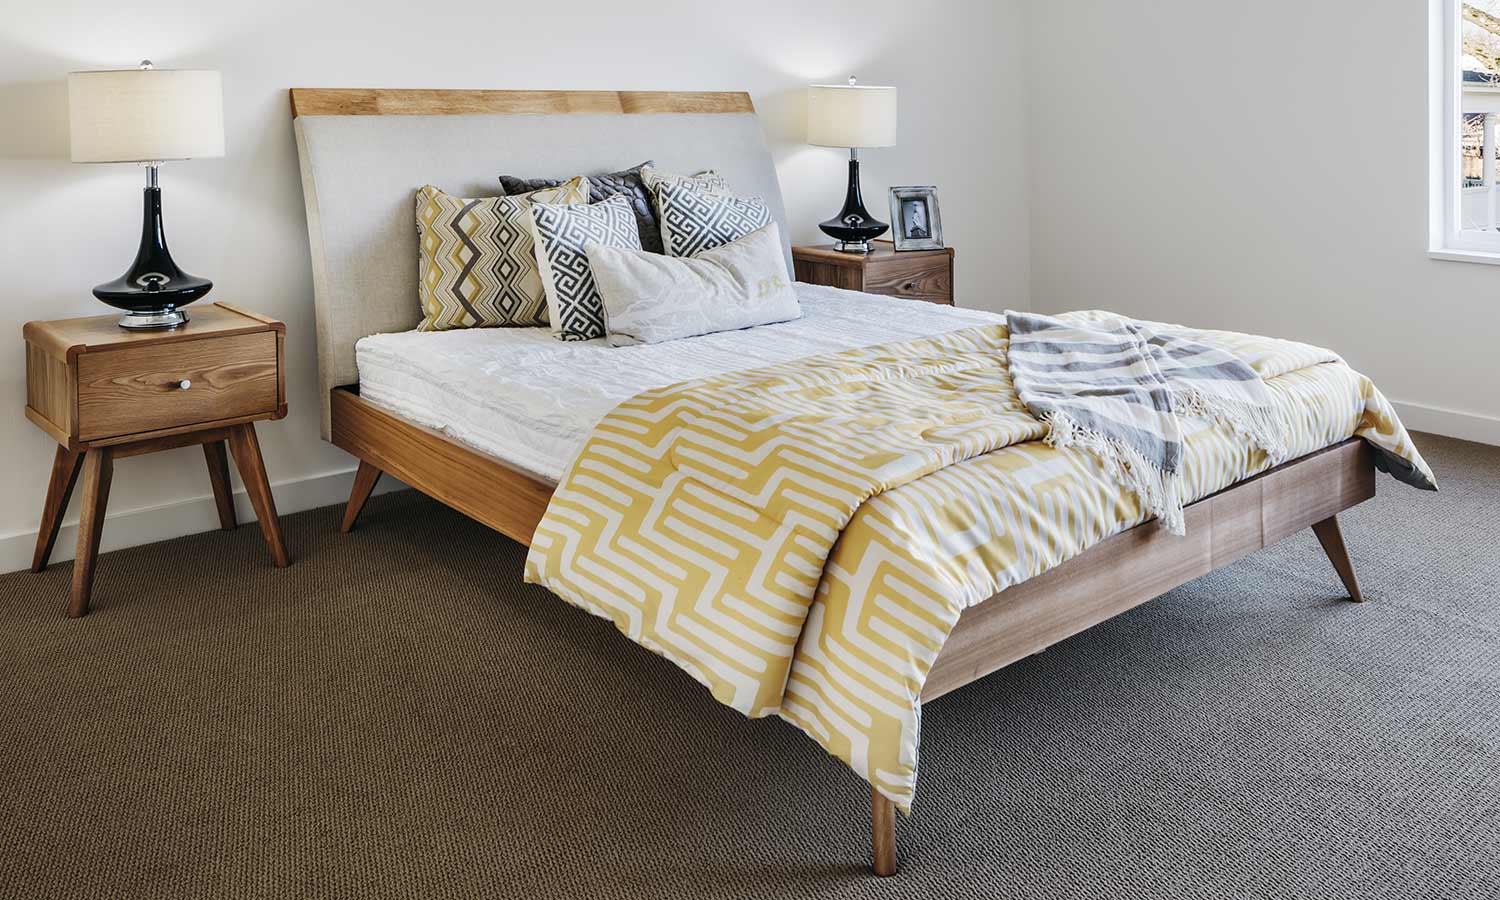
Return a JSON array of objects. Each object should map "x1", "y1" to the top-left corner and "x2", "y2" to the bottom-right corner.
[{"x1": 289, "y1": 88, "x2": 755, "y2": 118}]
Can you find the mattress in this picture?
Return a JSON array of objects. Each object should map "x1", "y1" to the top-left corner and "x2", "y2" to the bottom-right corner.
[{"x1": 355, "y1": 284, "x2": 1001, "y2": 482}]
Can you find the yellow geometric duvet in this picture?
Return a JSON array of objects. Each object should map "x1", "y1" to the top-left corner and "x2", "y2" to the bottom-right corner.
[{"x1": 524, "y1": 313, "x2": 1434, "y2": 810}]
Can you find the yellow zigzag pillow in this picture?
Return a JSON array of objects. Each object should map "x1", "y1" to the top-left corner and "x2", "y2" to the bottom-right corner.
[{"x1": 415, "y1": 177, "x2": 589, "y2": 331}]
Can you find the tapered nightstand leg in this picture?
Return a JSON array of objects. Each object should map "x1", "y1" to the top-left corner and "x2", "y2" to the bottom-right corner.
[
  {"x1": 69, "y1": 448, "x2": 114, "y2": 618},
  {"x1": 203, "y1": 440, "x2": 237, "y2": 530},
  {"x1": 228, "y1": 423, "x2": 290, "y2": 568},
  {"x1": 340, "y1": 461, "x2": 382, "y2": 533},
  {"x1": 33, "y1": 446, "x2": 84, "y2": 572}
]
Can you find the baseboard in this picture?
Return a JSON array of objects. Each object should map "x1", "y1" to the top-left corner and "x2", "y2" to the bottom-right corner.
[
  {"x1": 1391, "y1": 399, "x2": 1500, "y2": 447},
  {"x1": 0, "y1": 466, "x2": 407, "y2": 576}
]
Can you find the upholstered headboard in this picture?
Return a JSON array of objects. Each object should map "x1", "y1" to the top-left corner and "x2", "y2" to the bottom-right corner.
[{"x1": 290, "y1": 88, "x2": 791, "y2": 439}]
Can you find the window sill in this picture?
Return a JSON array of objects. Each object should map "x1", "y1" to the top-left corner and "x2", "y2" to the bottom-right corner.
[{"x1": 1428, "y1": 248, "x2": 1500, "y2": 266}]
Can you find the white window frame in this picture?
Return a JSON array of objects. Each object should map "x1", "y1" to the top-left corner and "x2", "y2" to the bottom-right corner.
[{"x1": 1430, "y1": 0, "x2": 1500, "y2": 263}]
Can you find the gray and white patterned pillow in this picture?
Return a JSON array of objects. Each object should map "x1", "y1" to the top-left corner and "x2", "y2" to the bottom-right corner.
[
  {"x1": 652, "y1": 180, "x2": 774, "y2": 259},
  {"x1": 639, "y1": 164, "x2": 730, "y2": 196},
  {"x1": 529, "y1": 194, "x2": 643, "y2": 341}
]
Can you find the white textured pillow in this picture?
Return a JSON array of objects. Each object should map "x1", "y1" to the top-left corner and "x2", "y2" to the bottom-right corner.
[{"x1": 586, "y1": 222, "x2": 800, "y2": 346}]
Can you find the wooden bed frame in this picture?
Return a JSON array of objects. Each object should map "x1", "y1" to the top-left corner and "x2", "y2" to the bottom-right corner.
[
  {"x1": 330, "y1": 387, "x2": 1373, "y2": 875},
  {"x1": 293, "y1": 89, "x2": 1376, "y2": 877}
]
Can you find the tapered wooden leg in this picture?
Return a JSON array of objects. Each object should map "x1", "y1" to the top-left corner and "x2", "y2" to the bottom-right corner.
[
  {"x1": 69, "y1": 448, "x2": 113, "y2": 618},
  {"x1": 33, "y1": 446, "x2": 85, "y2": 572},
  {"x1": 203, "y1": 440, "x2": 237, "y2": 531},
  {"x1": 340, "y1": 461, "x2": 382, "y2": 534},
  {"x1": 872, "y1": 787, "x2": 898, "y2": 876},
  {"x1": 227, "y1": 424, "x2": 290, "y2": 568},
  {"x1": 1312, "y1": 515, "x2": 1363, "y2": 602}
]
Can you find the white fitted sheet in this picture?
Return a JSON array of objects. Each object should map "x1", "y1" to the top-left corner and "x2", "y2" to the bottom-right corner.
[{"x1": 355, "y1": 284, "x2": 1002, "y2": 482}]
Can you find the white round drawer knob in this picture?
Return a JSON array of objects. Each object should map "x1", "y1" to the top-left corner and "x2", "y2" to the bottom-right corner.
[{"x1": 178, "y1": 379, "x2": 192, "y2": 390}]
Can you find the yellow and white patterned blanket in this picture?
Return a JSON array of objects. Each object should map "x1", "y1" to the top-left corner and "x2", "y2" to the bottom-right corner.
[{"x1": 523, "y1": 314, "x2": 1433, "y2": 810}]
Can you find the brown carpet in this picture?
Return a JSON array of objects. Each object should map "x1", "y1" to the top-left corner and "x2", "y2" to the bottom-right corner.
[{"x1": 1, "y1": 433, "x2": 1496, "y2": 899}]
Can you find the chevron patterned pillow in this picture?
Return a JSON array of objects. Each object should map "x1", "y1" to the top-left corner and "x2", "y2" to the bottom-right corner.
[
  {"x1": 651, "y1": 180, "x2": 774, "y2": 259},
  {"x1": 529, "y1": 194, "x2": 643, "y2": 341},
  {"x1": 414, "y1": 177, "x2": 588, "y2": 331}
]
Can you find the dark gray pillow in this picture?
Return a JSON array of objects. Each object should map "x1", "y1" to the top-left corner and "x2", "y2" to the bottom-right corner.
[{"x1": 499, "y1": 161, "x2": 662, "y2": 254}]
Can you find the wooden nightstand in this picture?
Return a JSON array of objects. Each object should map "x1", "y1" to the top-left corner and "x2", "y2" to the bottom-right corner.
[
  {"x1": 792, "y1": 240, "x2": 954, "y2": 305},
  {"x1": 23, "y1": 302, "x2": 290, "y2": 617}
]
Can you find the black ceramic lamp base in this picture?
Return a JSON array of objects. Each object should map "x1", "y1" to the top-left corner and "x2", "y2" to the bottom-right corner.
[
  {"x1": 817, "y1": 155, "x2": 888, "y2": 253},
  {"x1": 95, "y1": 174, "x2": 213, "y2": 330}
]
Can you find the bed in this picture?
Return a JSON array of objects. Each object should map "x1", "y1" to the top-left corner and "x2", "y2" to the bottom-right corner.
[
  {"x1": 290, "y1": 88, "x2": 1429, "y2": 876},
  {"x1": 354, "y1": 286, "x2": 1002, "y2": 482}
]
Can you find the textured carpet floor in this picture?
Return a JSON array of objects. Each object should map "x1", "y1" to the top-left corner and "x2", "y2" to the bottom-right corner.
[{"x1": 1, "y1": 433, "x2": 1496, "y2": 899}]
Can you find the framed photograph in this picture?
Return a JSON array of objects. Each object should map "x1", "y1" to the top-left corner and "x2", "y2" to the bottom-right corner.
[{"x1": 888, "y1": 186, "x2": 943, "y2": 251}]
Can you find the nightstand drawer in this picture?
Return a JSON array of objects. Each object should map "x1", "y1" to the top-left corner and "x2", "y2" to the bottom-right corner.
[
  {"x1": 76, "y1": 331, "x2": 279, "y2": 441},
  {"x1": 864, "y1": 255, "x2": 953, "y2": 304},
  {"x1": 792, "y1": 242, "x2": 955, "y2": 306}
]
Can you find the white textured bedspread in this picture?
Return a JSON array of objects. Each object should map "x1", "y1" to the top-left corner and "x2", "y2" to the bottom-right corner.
[{"x1": 356, "y1": 285, "x2": 1001, "y2": 481}]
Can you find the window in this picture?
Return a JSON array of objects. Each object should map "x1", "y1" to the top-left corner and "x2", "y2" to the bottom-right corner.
[{"x1": 1432, "y1": 0, "x2": 1500, "y2": 259}]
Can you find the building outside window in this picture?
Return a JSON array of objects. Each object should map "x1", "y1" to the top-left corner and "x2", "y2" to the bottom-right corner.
[{"x1": 1433, "y1": 0, "x2": 1500, "y2": 257}]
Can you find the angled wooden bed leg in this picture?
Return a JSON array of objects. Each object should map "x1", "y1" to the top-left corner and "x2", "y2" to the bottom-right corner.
[
  {"x1": 871, "y1": 787, "x2": 898, "y2": 876},
  {"x1": 1312, "y1": 515, "x2": 1363, "y2": 602},
  {"x1": 340, "y1": 461, "x2": 382, "y2": 534}
]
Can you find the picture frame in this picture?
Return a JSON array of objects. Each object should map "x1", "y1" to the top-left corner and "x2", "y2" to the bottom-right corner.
[{"x1": 888, "y1": 186, "x2": 943, "y2": 251}]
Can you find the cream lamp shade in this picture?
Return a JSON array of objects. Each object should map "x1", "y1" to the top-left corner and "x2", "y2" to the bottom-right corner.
[
  {"x1": 806, "y1": 81, "x2": 897, "y2": 149},
  {"x1": 68, "y1": 65, "x2": 224, "y2": 163}
]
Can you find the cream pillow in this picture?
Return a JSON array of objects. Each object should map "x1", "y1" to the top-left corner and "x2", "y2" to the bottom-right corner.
[
  {"x1": 415, "y1": 177, "x2": 588, "y2": 331},
  {"x1": 586, "y1": 222, "x2": 800, "y2": 346}
]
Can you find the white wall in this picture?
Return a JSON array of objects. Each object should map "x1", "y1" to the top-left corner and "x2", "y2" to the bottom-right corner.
[
  {"x1": 1027, "y1": 1, "x2": 1500, "y2": 445},
  {"x1": 0, "y1": 0, "x2": 1030, "y2": 572}
]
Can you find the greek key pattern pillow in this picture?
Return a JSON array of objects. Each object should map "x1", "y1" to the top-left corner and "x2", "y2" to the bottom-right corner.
[
  {"x1": 652, "y1": 180, "x2": 774, "y2": 259},
  {"x1": 415, "y1": 177, "x2": 588, "y2": 331},
  {"x1": 529, "y1": 194, "x2": 643, "y2": 341}
]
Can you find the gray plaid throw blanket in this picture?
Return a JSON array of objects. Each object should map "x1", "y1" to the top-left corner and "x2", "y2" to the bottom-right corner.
[{"x1": 1006, "y1": 311, "x2": 1289, "y2": 535}]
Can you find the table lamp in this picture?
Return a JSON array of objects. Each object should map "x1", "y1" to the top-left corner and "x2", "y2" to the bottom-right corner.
[
  {"x1": 69, "y1": 61, "x2": 224, "y2": 329},
  {"x1": 807, "y1": 77, "x2": 897, "y2": 253}
]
